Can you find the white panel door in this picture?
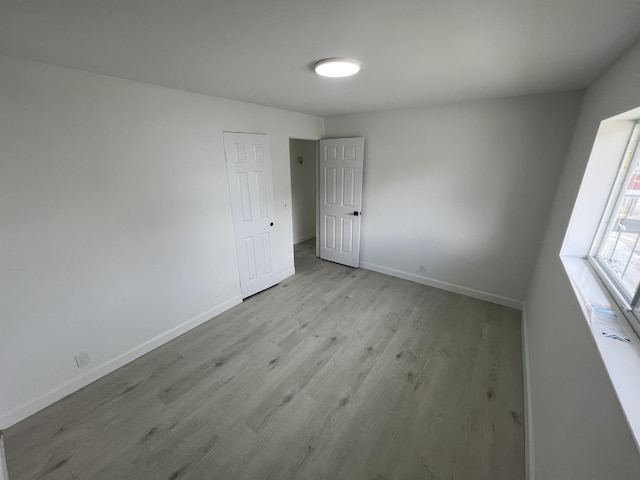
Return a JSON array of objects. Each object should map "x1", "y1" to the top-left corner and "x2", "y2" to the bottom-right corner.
[
  {"x1": 319, "y1": 137, "x2": 364, "y2": 268},
  {"x1": 224, "y1": 132, "x2": 279, "y2": 298}
]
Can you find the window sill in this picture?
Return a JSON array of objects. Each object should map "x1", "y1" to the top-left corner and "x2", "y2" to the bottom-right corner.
[{"x1": 562, "y1": 255, "x2": 640, "y2": 450}]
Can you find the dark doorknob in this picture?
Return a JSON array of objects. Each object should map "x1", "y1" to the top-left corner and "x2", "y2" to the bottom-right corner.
[{"x1": 270, "y1": 222, "x2": 274, "y2": 226}]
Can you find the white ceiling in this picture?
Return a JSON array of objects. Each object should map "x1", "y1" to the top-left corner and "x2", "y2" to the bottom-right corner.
[{"x1": 1, "y1": 1, "x2": 640, "y2": 116}]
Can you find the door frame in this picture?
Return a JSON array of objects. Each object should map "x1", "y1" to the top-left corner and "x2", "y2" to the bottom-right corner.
[
  {"x1": 288, "y1": 137, "x2": 364, "y2": 262},
  {"x1": 287, "y1": 137, "x2": 322, "y2": 258}
]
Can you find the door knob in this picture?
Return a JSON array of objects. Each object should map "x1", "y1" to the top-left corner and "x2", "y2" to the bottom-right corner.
[{"x1": 270, "y1": 222, "x2": 274, "y2": 226}]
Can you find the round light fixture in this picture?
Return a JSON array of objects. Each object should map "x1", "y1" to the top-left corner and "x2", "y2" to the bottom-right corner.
[{"x1": 314, "y1": 58, "x2": 361, "y2": 78}]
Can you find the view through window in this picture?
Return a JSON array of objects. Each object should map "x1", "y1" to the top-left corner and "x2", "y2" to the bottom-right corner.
[{"x1": 593, "y1": 123, "x2": 640, "y2": 310}]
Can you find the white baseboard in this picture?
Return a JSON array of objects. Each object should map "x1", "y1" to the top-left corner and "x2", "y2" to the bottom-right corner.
[
  {"x1": 359, "y1": 261, "x2": 524, "y2": 310},
  {"x1": 294, "y1": 233, "x2": 315, "y2": 245},
  {"x1": 521, "y1": 307, "x2": 535, "y2": 480},
  {"x1": 0, "y1": 296, "x2": 242, "y2": 429}
]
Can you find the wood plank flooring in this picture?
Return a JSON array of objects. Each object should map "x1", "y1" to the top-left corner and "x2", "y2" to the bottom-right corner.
[{"x1": 5, "y1": 239, "x2": 524, "y2": 479}]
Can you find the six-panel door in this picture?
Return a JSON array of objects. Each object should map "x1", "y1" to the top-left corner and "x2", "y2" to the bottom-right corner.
[
  {"x1": 319, "y1": 137, "x2": 364, "y2": 268},
  {"x1": 224, "y1": 132, "x2": 279, "y2": 298}
]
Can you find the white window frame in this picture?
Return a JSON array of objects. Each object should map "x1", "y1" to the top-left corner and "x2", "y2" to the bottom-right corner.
[{"x1": 589, "y1": 122, "x2": 640, "y2": 338}]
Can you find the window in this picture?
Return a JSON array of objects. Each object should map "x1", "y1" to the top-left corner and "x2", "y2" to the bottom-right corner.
[{"x1": 590, "y1": 122, "x2": 640, "y2": 332}]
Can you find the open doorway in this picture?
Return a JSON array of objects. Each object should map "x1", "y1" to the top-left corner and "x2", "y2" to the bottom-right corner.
[
  {"x1": 289, "y1": 138, "x2": 317, "y2": 264},
  {"x1": 289, "y1": 137, "x2": 365, "y2": 269}
]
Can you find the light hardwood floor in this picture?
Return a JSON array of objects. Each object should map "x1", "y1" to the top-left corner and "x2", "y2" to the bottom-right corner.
[{"x1": 5, "y1": 239, "x2": 524, "y2": 479}]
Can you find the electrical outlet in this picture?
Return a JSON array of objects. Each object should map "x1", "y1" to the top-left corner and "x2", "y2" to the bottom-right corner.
[
  {"x1": 419, "y1": 265, "x2": 426, "y2": 274},
  {"x1": 74, "y1": 351, "x2": 91, "y2": 368}
]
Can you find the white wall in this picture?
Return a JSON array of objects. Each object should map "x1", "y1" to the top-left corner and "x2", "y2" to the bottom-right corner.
[
  {"x1": 525, "y1": 42, "x2": 640, "y2": 478},
  {"x1": 289, "y1": 139, "x2": 316, "y2": 244},
  {"x1": 324, "y1": 93, "x2": 582, "y2": 305},
  {"x1": 0, "y1": 56, "x2": 324, "y2": 427}
]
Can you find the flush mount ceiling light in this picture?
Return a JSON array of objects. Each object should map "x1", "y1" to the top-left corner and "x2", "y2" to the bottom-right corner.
[{"x1": 314, "y1": 58, "x2": 361, "y2": 78}]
